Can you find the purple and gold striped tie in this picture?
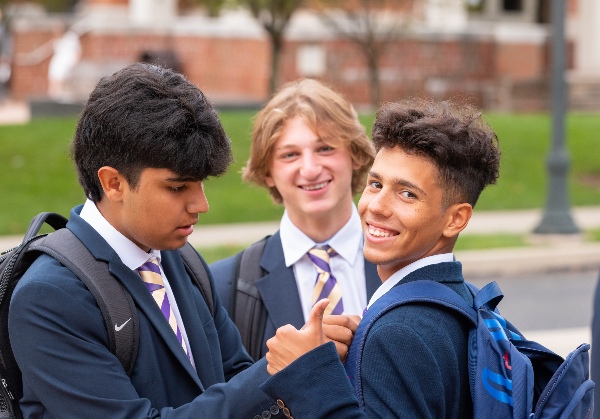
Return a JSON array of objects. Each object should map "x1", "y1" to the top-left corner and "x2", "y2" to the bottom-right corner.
[
  {"x1": 308, "y1": 245, "x2": 344, "y2": 315},
  {"x1": 137, "y1": 257, "x2": 189, "y2": 357}
]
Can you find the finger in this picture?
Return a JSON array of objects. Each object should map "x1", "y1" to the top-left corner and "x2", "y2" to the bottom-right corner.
[
  {"x1": 323, "y1": 323, "x2": 354, "y2": 346},
  {"x1": 301, "y1": 298, "x2": 329, "y2": 331},
  {"x1": 348, "y1": 315, "x2": 362, "y2": 327},
  {"x1": 323, "y1": 314, "x2": 362, "y2": 334},
  {"x1": 267, "y1": 364, "x2": 278, "y2": 376},
  {"x1": 332, "y1": 341, "x2": 349, "y2": 362}
]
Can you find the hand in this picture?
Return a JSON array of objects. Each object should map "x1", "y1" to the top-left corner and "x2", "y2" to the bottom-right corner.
[
  {"x1": 265, "y1": 299, "x2": 328, "y2": 375},
  {"x1": 323, "y1": 314, "x2": 361, "y2": 363}
]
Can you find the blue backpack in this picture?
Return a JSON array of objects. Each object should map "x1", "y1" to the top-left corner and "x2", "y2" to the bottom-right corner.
[{"x1": 345, "y1": 279, "x2": 594, "y2": 418}]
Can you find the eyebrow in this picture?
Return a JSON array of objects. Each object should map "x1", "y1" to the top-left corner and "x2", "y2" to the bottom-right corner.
[
  {"x1": 273, "y1": 138, "x2": 326, "y2": 151},
  {"x1": 164, "y1": 176, "x2": 199, "y2": 183},
  {"x1": 368, "y1": 170, "x2": 427, "y2": 197}
]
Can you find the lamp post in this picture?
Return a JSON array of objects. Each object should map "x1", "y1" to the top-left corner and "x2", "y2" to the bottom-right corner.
[{"x1": 533, "y1": 0, "x2": 580, "y2": 235}]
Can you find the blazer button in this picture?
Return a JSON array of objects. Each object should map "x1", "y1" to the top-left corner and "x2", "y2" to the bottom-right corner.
[
  {"x1": 270, "y1": 405, "x2": 280, "y2": 415},
  {"x1": 253, "y1": 416, "x2": 261, "y2": 419}
]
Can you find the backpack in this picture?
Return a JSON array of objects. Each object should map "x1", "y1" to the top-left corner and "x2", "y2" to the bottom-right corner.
[
  {"x1": 0, "y1": 212, "x2": 215, "y2": 419},
  {"x1": 227, "y1": 236, "x2": 270, "y2": 361},
  {"x1": 345, "y1": 279, "x2": 594, "y2": 419}
]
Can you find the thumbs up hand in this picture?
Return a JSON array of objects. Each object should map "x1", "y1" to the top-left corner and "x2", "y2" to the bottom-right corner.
[
  {"x1": 266, "y1": 299, "x2": 328, "y2": 375},
  {"x1": 323, "y1": 314, "x2": 361, "y2": 364}
]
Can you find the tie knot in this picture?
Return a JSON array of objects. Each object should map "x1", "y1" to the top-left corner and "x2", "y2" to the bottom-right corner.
[
  {"x1": 138, "y1": 257, "x2": 160, "y2": 274},
  {"x1": 308, "y1": 245, "x2": 335, "y2": 273},
  {"x1": 138, "y1": 257, "x2": 163, "y2": 291},
  {"x1": 310, "y1": 244, "x2": 336, "y2": 256}
]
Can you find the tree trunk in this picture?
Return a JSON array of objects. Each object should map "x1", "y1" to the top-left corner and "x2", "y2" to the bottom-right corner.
[{"x1": 366, "y1": 48, "x2": 381, "y2": 109}]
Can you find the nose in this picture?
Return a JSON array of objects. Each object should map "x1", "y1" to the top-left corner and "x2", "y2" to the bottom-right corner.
[
  {"x1": 366, "y1": 189, "x2": 392, "y2": 218},
  {"x1": 187, "y1": 182, "x2": 209, "y2": 214},
  {"x1": 299, "y1": 152, "x2": 322, "y2": 179}
]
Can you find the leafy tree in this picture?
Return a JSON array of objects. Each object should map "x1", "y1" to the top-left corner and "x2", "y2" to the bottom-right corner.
[
  {"x1": 312, "y1": 0, "x2": 415, "y2": 108},
  {"x1": 245, "y1": 0, "x2": 303, "y2": 95}
]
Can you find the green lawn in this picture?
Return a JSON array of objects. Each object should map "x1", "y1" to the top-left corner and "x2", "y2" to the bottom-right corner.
[{"x1": 1, "y1": 111, "x2": 599, "y2": 235}]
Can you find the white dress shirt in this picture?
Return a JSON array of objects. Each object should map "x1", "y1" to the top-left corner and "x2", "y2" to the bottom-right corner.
[
  {"x1": 80, "y1": 199, "x2": 195, "y2": 367},
  {"x1": 366, "y1": 253, "x2": 455, "y2": 312},
  {"x1": 279, "y1": 206, "x2": 368, "y2": 321}
]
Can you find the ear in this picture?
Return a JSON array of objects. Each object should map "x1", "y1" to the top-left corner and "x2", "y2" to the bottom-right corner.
[
  {"x1": 265, "y1": 173, "x2": 276, "y2": 188},
  {"x1": 442, "y1": 203, "x2": 472, "y2": 238},
  {"x1": 97, "y1": 166, "x2": 127, "y2": 202}
]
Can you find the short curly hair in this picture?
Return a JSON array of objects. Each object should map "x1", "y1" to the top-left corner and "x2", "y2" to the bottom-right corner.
[
  {"x1": 242, "y1": 78, "x2": 375, "y2": 204},
  {"x1": 372, "y1": 99, "x2": 500, "y2": 208}
]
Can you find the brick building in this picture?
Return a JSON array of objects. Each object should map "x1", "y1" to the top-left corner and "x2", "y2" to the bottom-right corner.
[{"x1": 5, "y1": 0, "x2": 600, "y2": 111}]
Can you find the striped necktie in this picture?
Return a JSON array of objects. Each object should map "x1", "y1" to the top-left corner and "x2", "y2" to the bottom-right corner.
[
  {"x1": 308, "y1": 245, "x2": 344, "y2": 315},
  {"x1": 137, "y1": 257, "x2": 189, "y2": 358}
]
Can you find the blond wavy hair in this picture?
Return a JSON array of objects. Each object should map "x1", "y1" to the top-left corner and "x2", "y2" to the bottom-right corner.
[{"x1": 243, "y1": 79, "x2": 375, "y2": 204}]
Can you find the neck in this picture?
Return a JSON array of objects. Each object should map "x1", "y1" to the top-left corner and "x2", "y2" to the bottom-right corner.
[{"x1": 287, "y1": 202, "x2": 354, "y2": 243}]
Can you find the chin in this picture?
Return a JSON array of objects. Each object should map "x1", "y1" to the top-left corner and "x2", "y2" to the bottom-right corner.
[
  {"x1": 154, "y1": 239, "x2": 188, "y2": 251},
  {"x1": 362, "y1": 247, "x2": 385, "y2": 265}
]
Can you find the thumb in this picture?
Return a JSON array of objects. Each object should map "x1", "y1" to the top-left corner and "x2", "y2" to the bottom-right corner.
[{"x1": 301, "y1": 298, "x2": 328, "y2": 331}]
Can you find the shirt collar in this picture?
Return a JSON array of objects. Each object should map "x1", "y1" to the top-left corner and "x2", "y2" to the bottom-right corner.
[
  {"x1": 366, "y1": 253, "x2": 454, "y2": 310},
  {"x1": 279, "y1": 206, "x2": 363, "y2": 267},
  {"x1": 80, "y1": 199, "x2": 159, "y2": 270}
]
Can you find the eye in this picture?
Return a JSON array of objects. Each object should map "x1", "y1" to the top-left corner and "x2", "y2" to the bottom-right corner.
[
  {"x1": 319, "y1": 145, "x2": 335, "y2": 153},
  {"x1": 401, "y1": 190, "x2": 417, "y2": 199},
  {"x1": 279, "y1": 151, "x2": 299, "y2": 160},
  {"x1": 367, "y1": 180, "x2": 382, "y2": 189},
  {"x1": 168, "y1": 185, "x2": 187, "y2": 193}
]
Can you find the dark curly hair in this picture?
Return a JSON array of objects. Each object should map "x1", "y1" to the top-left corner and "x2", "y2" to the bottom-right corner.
[
  {"x1": 71, "y1": 62, "x2": 233, "y2": 202},
  {"x1": 372, "y1": 99, "x2": 500, "y2": 208}
]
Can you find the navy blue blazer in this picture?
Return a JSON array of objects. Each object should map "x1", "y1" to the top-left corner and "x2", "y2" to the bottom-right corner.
[
  {"x1": 8, "y1": 207, "x2": 365, "y2": 419},
  {"x1": 261, "y1": 262, "x2": 475, "y2": 418},
  {"x1": 347, "y1": 262, "x2": 474, "y2": 418},
  {"x1": 210, "y1": 231, "x2": 381, "y2": 358}
]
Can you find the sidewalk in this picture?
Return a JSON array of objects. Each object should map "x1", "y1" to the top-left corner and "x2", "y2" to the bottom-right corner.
[{"x1": 0, "y1": 100, "x2": 30, "y2": 125}]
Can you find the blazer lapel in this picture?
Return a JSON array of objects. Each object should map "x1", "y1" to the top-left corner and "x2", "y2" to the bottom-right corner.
[
  {"x1": 68, "y1": 213, "x2": 203, "y2": 388},
  {"x1": 108, "y1": 257, "x2": 203, "y2": 387},
  {"x1": 161, "y1": 251, "x2": 217, "y2": 389},
  {"x1": 255, "y1": 233, "x2": 305, "y2": 330}
]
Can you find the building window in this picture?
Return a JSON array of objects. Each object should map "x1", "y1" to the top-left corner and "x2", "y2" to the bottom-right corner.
[
  {"x1": 296, "y1": 45, "x2": 326, "y2": 77},
  {"x1": 503, "y1": 0, "x2": 523, "y2": 11}
]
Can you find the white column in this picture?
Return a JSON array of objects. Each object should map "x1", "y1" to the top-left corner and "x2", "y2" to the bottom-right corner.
[
  {"x1": 575, "y1": 0, "x2": 600, "y2": 76},
  {"x1": 424, "y1": 0, "x2": 467, "y2": 30},
  {"x1": 130, "y1": 0, "x2": 176, "y2": 27}
]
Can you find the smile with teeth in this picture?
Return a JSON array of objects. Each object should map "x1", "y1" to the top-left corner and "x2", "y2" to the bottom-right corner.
[
  {"x1": 301, "y1": 181, "x2": 330, "y2": 191},
  {"x1": 368, "y1": 224, "x2": 398, "y2": 238}
]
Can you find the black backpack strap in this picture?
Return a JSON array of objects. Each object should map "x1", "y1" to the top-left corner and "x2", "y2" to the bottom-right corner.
[
  {"x1": 22, "y1": 212, "x2": 68, "y2": 242},
  {"x1": 30, "y1": 229, "x2": 140, "y2": 376},
  {"x1": 178, "y1": 243, "x2": 215, "y2": 317},
  {"x1": 230, "y1": 236, "x2": 270, "y2": 361}
]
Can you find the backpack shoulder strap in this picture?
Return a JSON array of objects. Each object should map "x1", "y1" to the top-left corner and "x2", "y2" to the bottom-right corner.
[
  {"x1": 31, "y1": 229, "x2": 139, "y2": 376},
  {"x1": 178, "y1": 243, "x2": 215, "y2": 317},
  {"x1": 230, "y1": 236, "x2": 270, "y2": 361},
  {"x1": 345, "y1": 279, "x2": 478, "y2": 409}
]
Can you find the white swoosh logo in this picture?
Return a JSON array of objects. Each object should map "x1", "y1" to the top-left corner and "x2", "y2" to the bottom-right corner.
[{"x1": 114, "y1": 318, "x2": 132, "y2": 332}]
